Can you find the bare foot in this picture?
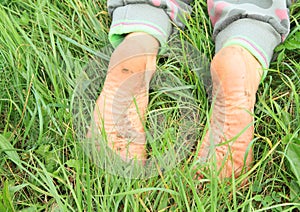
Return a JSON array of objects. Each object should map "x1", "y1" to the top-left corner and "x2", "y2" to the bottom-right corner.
[
  {"x1": 197, "y1": 45, "x2": 263, "y2": 180},
  {"x1": 87, "y1": 32, "x2": 159, "y2": 163}
]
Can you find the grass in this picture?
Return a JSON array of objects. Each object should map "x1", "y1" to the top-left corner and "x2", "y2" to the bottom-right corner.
[{"x1": 0, "y1": 0, "x2": 300, "y2": 211}]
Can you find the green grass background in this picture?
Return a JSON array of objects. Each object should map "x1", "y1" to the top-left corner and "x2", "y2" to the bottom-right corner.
[{"x1": 0, "y1": 0, "x2": 300, "y2": 211}]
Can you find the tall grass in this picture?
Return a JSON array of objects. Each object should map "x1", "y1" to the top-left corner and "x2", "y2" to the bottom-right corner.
[{"x1": 0, "y1": 0, "x2": 299, "y2": 211}]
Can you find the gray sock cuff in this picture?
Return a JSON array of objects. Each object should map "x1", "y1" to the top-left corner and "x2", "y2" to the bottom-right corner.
[
  {"x1": 109, "y1": 4, "x2": 172, "y2": 49},
  {"x1": 215, "y1": 19, "x2": 282, "y2": 68}
]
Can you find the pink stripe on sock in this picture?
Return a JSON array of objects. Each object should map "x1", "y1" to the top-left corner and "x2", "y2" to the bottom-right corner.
[
  {"x1": 111, "y1": 22, "x2": 165, "y2": 37},
  {"x1": 231, "y1": 37, "x2": 268, "y2": 67}
]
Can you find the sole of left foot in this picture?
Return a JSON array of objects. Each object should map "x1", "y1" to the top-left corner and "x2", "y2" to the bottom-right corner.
[
  {"x1": 87, "y1": 32, "x2": 159, "y2": 164},
  {"x1": 197, "y1": 45, "x2": 263, "y2": 181}
]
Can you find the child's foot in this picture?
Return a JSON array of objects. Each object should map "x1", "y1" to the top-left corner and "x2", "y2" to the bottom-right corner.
[
  {"x1": 88, "y1": 32, "x2": 159, "y2": 163},
  {"x1": 198, "y1": 45, "x2": 263, "y2": 179}
]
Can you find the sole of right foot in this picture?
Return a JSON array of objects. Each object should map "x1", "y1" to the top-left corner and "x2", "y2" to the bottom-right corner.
[{"x1": 197, "y1": 45, "x2": 263, "y2": 180}]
